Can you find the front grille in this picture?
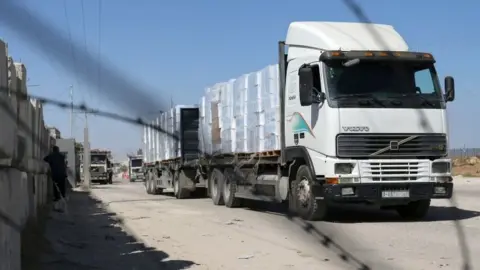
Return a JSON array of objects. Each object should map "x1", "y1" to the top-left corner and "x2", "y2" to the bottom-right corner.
[
  {"x1": 91, "y1": 166, "x2": 105, "y2": 173},
  {"x1": 336, "y1": 133, "x2": 447, "y2": 158},
  {"x1": 359, "y1": 160, "x2": 430, "y2": 181}
]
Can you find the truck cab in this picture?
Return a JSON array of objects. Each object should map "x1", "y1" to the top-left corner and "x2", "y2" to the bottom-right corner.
[
  {"x1": 90, "y1": 150, "x2": 113, "y2": 184},
  {"x1": 280, "y1": 22, "x2": 454, "y2": 219},
  {"x1": 128, "y1": 156, "x2": 144, "y2": 182}
]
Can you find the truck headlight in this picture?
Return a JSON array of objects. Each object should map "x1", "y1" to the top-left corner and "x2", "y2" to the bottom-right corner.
[
  {"x1": 334, "y1": 163, "x2": 354, "y2": 174},
  {"x1": 432, "y1": 162, "x2": 450, "y2": 173}
]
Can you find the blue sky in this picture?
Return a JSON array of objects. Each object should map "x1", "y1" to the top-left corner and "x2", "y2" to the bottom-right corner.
[{"x1": 0, "y1": 0, "x2": 478, "y2": 159}]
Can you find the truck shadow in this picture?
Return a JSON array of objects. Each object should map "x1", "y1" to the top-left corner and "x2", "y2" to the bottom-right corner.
[
  {"x1": 243, "y1": 201, "x2": 480, "y2": 223},
  {"x1": 36, "y1": 190, "x2": 198, "y2": 270},
  {"x1": 325, "y1": 204, "x2": 480, "y2": 223}
]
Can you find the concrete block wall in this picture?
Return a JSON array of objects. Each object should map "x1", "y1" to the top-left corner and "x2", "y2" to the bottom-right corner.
[{"x1": 0, "y1": 38, "x2": 53, "y2": 270}]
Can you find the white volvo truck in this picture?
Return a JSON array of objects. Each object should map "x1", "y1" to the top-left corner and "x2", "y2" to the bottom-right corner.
[
  {"x1": 275, "y1": 21, "x2": 455, "y2": 220},
  {"x1": 146, "y1": 21, "x2": 455, "y2": 221}
]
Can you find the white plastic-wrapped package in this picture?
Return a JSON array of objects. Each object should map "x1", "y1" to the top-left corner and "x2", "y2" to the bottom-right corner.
[
  {"x1": 203, "y1": 84, "x2": 223, "y2": 155},
  {"x1": 166, "y1": 108, "x2": 175, "y2": 159},
  {"x1": 162, "y1": 112, "x2": 170, "y2": 160},
  {"x1": 234, "y1": 74, "x2": 249, "y2": 153},
  {"x1": 143, "y1": 125, "x2": 148, "y2": 162},
  {"x1": 220, "y1": 80, "x2": 236, "y2": 153},
  {"x1": 260, "y1": 65, "x2": 281, "y2": 151},
  {"x1": 158, "y1": 114, "x2": 166, "y2": 161},
  {"x1": 155, "y1": 116, "x2": 160, "y2": 161},
  {"x1": 150, "y1": 120, "x2": 156, "y2": 162},
  {"x1": 197, "y1": 64, "x2": 282, "y2": 156},
  {"x1": 198, "y1": 96, "x2": 207, "y2": 155},
  {"x1": 159, "y1": 104, "x2": 199, "y2": 160}
]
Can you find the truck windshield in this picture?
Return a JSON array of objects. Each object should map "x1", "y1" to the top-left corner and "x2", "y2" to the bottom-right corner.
[
  {"x1": 131, "y1": 159, "x2": 142, "y2": 167},
  {"x1": 91, "y1": 154, "x2": 107, "y2": 164},
  {"x1": 324, "y1": 60, "x2": 444, "y2": 109}
]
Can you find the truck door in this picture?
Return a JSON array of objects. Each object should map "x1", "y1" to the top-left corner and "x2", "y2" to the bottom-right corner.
[{"x1": 285, "y1": 61, "x2": 327, "y2": 153}]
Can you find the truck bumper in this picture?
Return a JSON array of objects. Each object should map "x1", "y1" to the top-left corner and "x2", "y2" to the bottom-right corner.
[
  {"x1": 321, "y1": 182, "x2": 453, "y2": 202},
  {"x1": 91, "y1": 175, "x2": 108, "y2": 182}
]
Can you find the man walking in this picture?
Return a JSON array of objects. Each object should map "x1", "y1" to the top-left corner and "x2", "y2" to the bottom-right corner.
[{"x1": 44, "y1": 146, "x2": 67, "y2": 211}]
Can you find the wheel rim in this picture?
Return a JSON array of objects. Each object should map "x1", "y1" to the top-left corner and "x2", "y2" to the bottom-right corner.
[{"x1": 297, "y1": 177, "x2": 311, "y2": 208}]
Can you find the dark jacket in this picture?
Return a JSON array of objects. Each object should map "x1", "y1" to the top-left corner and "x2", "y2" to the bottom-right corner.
[{"x1": 44, "y1": 152, "x2": 67, "y2": 178}]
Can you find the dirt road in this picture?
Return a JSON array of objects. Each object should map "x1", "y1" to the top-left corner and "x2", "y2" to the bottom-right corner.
[{"x1": 39, "y1": 177, "x2": 480, "y2": 270}]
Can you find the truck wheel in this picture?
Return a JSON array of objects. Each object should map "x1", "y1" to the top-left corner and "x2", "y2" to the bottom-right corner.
[
  {"x1": 396, "y1": 199, "x2": 430, "y2": 220},
  {"x1": 223, "y1": 168, "x2": 242, "y2": 208},
  {"x1": 293, "y1": 165, "x2": 328, "y2": 221},
  {"x1": 210, "y1": 169, "x2": 225, "y2": 206},
  {"x1": 146, "y1": 177, "x2": 153, "y2": 194},
  {"x1": 173, "y1": 171, "x2": 191, "y2": 199}
]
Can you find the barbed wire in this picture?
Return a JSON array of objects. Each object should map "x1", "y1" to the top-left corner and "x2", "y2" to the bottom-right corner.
[
  {"x1": 0, "y1": 0, "x2": 471, "y2": 269},
  {"x1": 341, "y1": 1, "x2": 471, "y2": 269},
  {"x1": 1, "y1": 85, "x2": 375, "y2": 270}
]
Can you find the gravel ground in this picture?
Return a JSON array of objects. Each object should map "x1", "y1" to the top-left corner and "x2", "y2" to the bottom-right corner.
[{"x1": 37, "y1": 176, "x2": 480, "y2": 270}]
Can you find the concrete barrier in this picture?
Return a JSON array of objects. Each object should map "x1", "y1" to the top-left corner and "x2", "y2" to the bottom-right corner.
[{"x1": 0, "y1": 38, "x2": 53, "y2": 270}]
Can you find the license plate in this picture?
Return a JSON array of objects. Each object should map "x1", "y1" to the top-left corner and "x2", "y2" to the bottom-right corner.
[{"x1": 382, "y1": 190, "x2": 409, "y2": 198}]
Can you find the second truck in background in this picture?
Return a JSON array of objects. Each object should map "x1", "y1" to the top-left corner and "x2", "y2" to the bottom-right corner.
[
  {"x1": 89, "y1": 149, "x2": 113, "y2": 185},
  {"x1": 143, "y1": 21, "x2": 455, "y2": 221}
]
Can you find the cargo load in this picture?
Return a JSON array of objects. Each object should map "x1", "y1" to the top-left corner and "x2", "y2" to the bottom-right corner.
[
  {"x1": 198, "y1": 64, "x2": 281, "y2": 156},
  {"x1": 146, "y1": 105, "x2": 199, "y2": 162}
]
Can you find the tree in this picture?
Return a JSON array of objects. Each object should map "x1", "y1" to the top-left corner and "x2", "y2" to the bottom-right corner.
[
  {"x1": 119, "y1": 164, "x2": 128, "y2": 173},
  {"x1": 75, "y1": 142, "x2": 83, "y2": 151}
]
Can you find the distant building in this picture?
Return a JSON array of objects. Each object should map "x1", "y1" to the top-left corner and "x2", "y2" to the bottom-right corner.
[{"x1": 46, "y1": 126, "x2": 61, "y2": 139}]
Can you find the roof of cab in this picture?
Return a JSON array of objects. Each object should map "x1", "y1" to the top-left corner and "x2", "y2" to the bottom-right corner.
[{"x1": 285, "y1": 21, "x2": 409, "y2": 52}]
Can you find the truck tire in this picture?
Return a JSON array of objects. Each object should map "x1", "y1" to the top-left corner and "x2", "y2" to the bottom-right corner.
[
  {"x1": 210, "y1": 169, "x2": 225, "y2": 206},
  {"x1": 173, "y1": 171, "x2": 191, "y2": 199},
  {"x1": 145, "y1": 176, "x2": 153, "y2": 194},
  {"x1": 293, "y1": 165, "x2": 328, "y2": 221},
  {"x1": 223, "y1": 168, "x2": 242, "y2": 208},
  {"x1": 396, "y1": 199, "x2": 430, "y2": 220}
]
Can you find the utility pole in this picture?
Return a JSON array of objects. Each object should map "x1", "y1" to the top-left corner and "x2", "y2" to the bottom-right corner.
[
  {"x1": 69, "y1": 85, "x2": 74, "y2": 138},
  {"x1": 83, "y1": 111, "x2": 91, "y2": 189}
]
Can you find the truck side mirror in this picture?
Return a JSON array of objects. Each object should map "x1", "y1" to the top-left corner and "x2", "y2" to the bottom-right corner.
[
  {"x1": 298, "y1": 66, "x2": 314, "y2": 106},
  {"x1": 444, "y1": 76, "x2": 455, "y2": 102}
]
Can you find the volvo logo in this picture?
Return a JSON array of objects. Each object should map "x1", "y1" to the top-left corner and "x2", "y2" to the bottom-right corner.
[
  {"x1": 342, "y1": 126, "x2": 370, "y2": 132},
  {"x1": 389, "y1": 141, "x2": 399, "y2": 150},
  {"x1": 370, "y1": 135, "x2": 419, "y2": 156}
]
